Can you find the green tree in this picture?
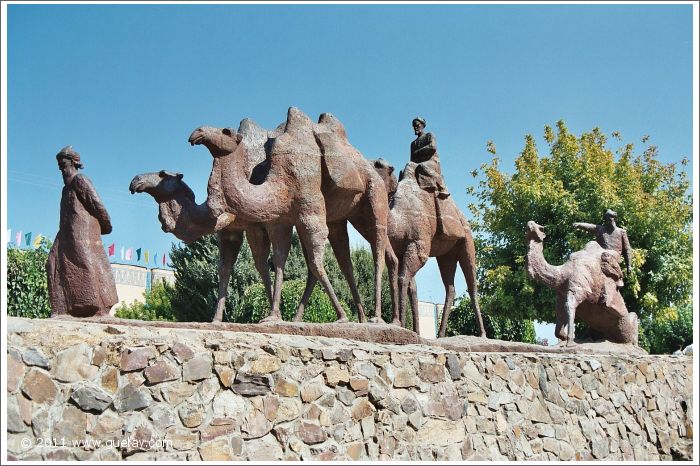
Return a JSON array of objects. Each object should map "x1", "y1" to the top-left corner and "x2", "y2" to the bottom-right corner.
[
  {"x1": 7, "y1": 239, "x2": 52, "y2": 319},
  {"x1": 168, "y1": 235, "x2": 260, "y2": 322},
  {"x1": 470, "y1": 121, "x2": 692, "y2": 351},
  {"x1": 237, "y1": 279, "x2": 348, "y2": 323},
  {"x1": 114, "y1": 280, "x2": 176, "y2": 321},
  {"x1": 446, "y1": 294, "x2": 536, "y2": 342},
  {"x1": 167, "y1": 232, "x2": 386, "y2": 324}
]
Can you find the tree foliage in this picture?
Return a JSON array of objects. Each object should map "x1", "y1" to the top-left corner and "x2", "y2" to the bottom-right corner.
[
  {"x1": 7, "y1": 240, "x2": 52, "y2": 319},
  {"x1": 168, "y1": 235, "x2": 260, "y2": 322},
  {"x1": 114, "y1": 281, "x2": 176, "y2": 321},
  {"x1": 446, "y1": 295, "x2": 536, "y2": 342},
  {"x1": 167, "y1": 232, "x2": 392, "y2": 324},
  {"x1": 470, "y1": 121, "x2": 692, "y2": 351}
]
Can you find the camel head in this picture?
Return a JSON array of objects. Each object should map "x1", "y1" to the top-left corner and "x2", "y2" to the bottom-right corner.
[
  {"x1": 372, "y1": 158, "x2": 398, "y2": 201},
  {"x1": 129, "y1": 170, "x2": 194, "y2": 203},
  {"x1": 525, "y1": 220, "x2": 546, "y2": 243},
  {"x1": 130, "y1": 170, "x2": 200, "y2": 238},
  {"x1": 188, "y1": 126, "x2": 243, "y2": 157}
]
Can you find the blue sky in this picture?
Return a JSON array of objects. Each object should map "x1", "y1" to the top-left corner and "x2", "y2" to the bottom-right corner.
[{"x1": 4, "y1": 4, "x2": 695, "y2": 342}]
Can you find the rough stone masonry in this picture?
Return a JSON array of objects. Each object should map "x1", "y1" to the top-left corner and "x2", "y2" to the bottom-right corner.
[{"x1": 5, "y1": 317, "x2": 693, "y2": 461}]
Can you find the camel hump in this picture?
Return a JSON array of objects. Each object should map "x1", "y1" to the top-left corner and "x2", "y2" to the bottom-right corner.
[
  {"x1": 313, "y1": 114, "x2": 364, "y2": 194},
  {"x1": 284, "y1": 107, "x2": 315, "y2": 137},
  {"x1": 238, "y1": 118, "x2": 269, "y2": 171}
]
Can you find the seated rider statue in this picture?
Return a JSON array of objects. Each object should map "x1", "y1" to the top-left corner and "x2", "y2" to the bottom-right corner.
[{"x1": 409, "y1": 117, "x2": 458, "y2": 238}]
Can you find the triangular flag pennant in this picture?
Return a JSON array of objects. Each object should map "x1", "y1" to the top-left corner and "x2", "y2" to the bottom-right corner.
[
  {"x1": 33, "y1": 234, "x2": 43, "y2": 248},
  {"x1": 126, "y1": 248, "x2": 133, "y2": 261},
  {"x1": 144, "y1": 250, "x2": 150, "y2": 263},
  {"x1": 162, "y1": 253, "x2": 167, "y2": 266},
  {"x1": 24, "y1": 232, "x2": 32, "y2": 246},
  {"x1": 16, "y1": 230, "x2": 22, "y2": 247},
  {"x1": 136, "y1": 248, "x2": 142, "y2": 261},
  {"x1": 153, "y1": 253, "x2": 158, "y2": 266},
  {"x1": 108, "y1": 243, "x2": 115, "y2": 256},
  {"x1": 120, "y1": 246, "x2": 125, "y2": 261}
]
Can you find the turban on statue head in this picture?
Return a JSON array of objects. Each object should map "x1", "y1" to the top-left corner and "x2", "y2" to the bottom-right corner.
[{"x1": 56, "y1": 145, "x2": 83, "y2": 169}]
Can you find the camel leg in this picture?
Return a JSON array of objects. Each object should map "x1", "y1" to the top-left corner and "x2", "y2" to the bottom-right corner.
[
  {"x1": 399, "y1": 242, "x2": 428, "y2": 330},
  {"x1": 436, "y1": 254, "x2": 458, "y2": 338},
  {"x1": 297, "y1": 217, "x2": 348, "y2": 323},
  {"x1": 294, "y1": 242, "x2": 316, "y2": 322},
  {"x1": 408, "y1": 277, "x2": 419, "y2": 331},
  {"x1": 213, "y1": 230, "x2": 243, "y2": 322},
  {"x1": 554, "y1": 292, "x2": 568, "y2": 342},
  {"x1": 246, "y1": 226, "x2": 273, "y2": 308},
  {"x1": 262, "y1": 224, "x2": 293, "y2": 322},
  {"x1": 328, "y1": 221, "x2": 366, "y2": 323},
  {"x1": 458, "y1": 235, "x2": 486, "y2": 337},
  {"x1": 384, "y1": 244, "x2": 400, "y2": 324},
  {"x1": 564, "y1": 293, "x2": 580, "y2": 346}
]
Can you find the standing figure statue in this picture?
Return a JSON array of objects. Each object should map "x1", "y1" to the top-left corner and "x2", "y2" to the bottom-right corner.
[
  {"x1": 573, "y1": 209, "x2": 632, "y2": 275},
  {"x1": 46, "y1": 146, "x2": 118, "y2": 317},
  {"x1": 409, "y1": 117, "x2": 458, "y2": 238}
]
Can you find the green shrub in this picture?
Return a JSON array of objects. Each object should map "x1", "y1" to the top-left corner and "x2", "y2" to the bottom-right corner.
[
  {"x1": 446, "y1": 294, "x2": 536, "y2": 342},
  {"x1": 7, "y1": 240, "x2": 52, "y2": 318},
  {"x1": 237, "y1": 279, "x2": 350, "y2": 323},
  {"x1": 114, "y1": 281, "x2": 176, "y2": 321}
]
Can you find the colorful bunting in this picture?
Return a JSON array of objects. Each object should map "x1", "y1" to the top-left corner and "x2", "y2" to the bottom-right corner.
[
  {"x1": 153, "y1": 253, "x2": 158, "y2": 265},
  {"x1": 108, "y1": 243, "x2": 115, "y2": 256},
  {"x1": 162, "y1": 253, "x2": 167, "y2": 266},
  {"x1": 32, "y1": 234, "x2": 43, "y2": 248},
  {"x1": 24, "y1": 232, "x2": 32, "y2": 246},
  {"x1": 126, "y1": 248, "x2": 133, "y2": 261},
  {"x1": 136, "y1": 248, "x2": 142, "y2": 261},
  {"x1": 120, "y1": 246, "x2": 125, "y2": 261},
  {"x1": 16, "y1": 230, "x2": 22, "y2": 247},
  {"x1": 144, "y1": 250, "x2": 150, "y2": 263}
]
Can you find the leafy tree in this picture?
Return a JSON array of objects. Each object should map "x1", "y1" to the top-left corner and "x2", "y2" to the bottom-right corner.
[
  {"x1": 446, "y1": 294, "x2": 536, "y2": 342},
  {"x1": 469, "y1": 121, "x2": 691, "y2": 351},
  {"x1": 168, "y1": 235, "x2": 259, "y2": 322},
  {"x1": 167, "y1": 232, "x2": 388, "y2": 324},
  {"x1": 7, "y1": 239, "x2": 52, "y2": 318},
  {"x1": 638, "y1": 304, "x2": 692, "y2": 355},
  {"x1": 237, "y1": 279, "x2": 349, "y2": 323},
  {"x1": 114, "y1": 281, "x2": 176, "y2": 321}
]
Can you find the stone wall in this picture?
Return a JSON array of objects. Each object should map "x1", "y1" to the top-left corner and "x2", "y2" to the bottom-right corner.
[{"x1": 5, "y1": 317, "x2": 694, "y2": 461}]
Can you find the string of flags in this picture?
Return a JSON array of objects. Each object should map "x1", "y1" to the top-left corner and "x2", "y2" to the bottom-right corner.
[{"x1": 6, "y1": 228, "x2": 170, "y2": 268}]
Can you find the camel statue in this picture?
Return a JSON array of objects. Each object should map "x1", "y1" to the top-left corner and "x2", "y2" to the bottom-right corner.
[
  {"x1": 372, "y1": 159, "x2": 485, "y2": 338},
  {"x1": 292, "y1": 113, "x2": 398, "y2": 324},
  {"x1": 128, "y1": 170, "x2": 273, "y2": 322},
  {"x1": 525, "y1": 220, "x2": 639, "y2": 345},
  {"x1": 189, "y1": 107, "x2": 353, "y2": 323}
]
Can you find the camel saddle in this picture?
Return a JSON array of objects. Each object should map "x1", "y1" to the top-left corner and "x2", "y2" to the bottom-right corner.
[{"x1": 436, "y1": 196, "x2": 467, "y2": 240}]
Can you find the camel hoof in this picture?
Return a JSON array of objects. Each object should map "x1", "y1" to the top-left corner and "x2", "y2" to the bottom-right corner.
[
  {"x1": 260, "y1": 315, "x2": 281, "y2": 323},
  {"x1": 480, "y1": 332, "x2": 487, "y2": 338},
  {"x1": 335, "y1": 317, "x2": 349, "y2": 323},
  {"x1": 369, "y1": 316, "x2": 385, "y2": 324}
]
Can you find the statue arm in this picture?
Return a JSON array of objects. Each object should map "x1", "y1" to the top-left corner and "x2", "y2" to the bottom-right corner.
[
  {"x1": 621, "y1": 229, "x2": 632, "y2": 273},
  {"x1": 573, "y1": 222, "x2": 597, "y2": 233},
  {"x1": 74, "y1": 175, "x2": 113, "y2": 235}
]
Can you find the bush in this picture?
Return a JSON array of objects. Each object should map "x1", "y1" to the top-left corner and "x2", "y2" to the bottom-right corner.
[
  {"x1": 114, "y1": 281, "x2": 176, "y2": 321},
  {"x1": 7, "y1": 239, "x2": 52, "y2": 318},
  {"x1": 237, "y1": 279, "x2": 350, "y2": 323},
  {"x1": 639, "y1": 304, "x2": 693, "y2": 354},
  {"x1": 446, "y1": 294, "x2": 536, "y2": 342}
]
